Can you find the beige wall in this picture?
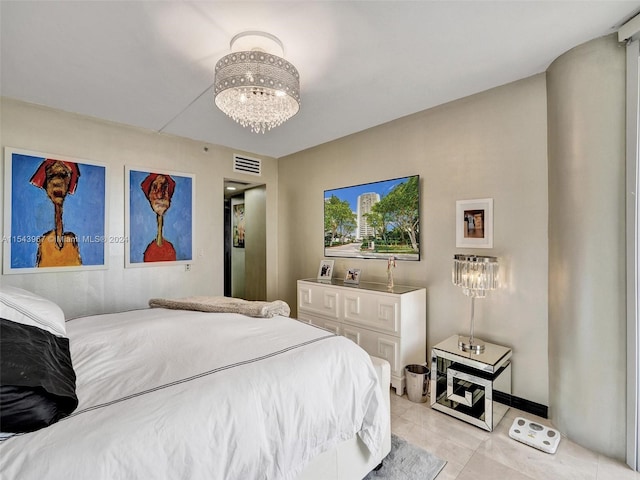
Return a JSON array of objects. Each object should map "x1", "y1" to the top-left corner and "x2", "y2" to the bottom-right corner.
[
  {"x1": 278, "y1": 74, "x2": 550, "y2": 406},
  {"x1": 547, "y1": 34, "x2": 626, "y2": 459},
  {"x1": 0, "y1": 97, "x2": 279, "y2": 318},
  {"x1": 245, "y1": 185, "x2": 267, "y2": 300}
]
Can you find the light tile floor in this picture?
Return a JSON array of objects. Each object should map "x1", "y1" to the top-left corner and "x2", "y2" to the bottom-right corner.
[{"x1": 389, "y1": 391, "x2": 640, "y2": 480}]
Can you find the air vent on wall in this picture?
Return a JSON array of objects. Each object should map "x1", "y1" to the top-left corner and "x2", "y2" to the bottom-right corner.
[{"x1": 233, "y1": 154, "x2": 262, "y2": 176}]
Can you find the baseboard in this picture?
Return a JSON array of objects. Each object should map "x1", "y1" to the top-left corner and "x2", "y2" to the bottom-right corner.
[{"x1": 494, "y1": 391, "x2": 548, "y2": 419}]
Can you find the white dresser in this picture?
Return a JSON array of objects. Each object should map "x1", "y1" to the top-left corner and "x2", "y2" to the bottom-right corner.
[{"x1": 297, "y1": 278, "x2": 426, "y2": 395}]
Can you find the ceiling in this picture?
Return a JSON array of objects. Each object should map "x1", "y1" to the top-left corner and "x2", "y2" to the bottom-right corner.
[{"x1": 1, "y1": 1, "x2": 638, "y2": 159}]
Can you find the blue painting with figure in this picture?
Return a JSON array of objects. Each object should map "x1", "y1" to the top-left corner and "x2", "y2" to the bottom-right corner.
[
  {"x1": 3, "y1": 148, "x2": 107, "y2": 273},
  {"x1": 127, "y1": 168, "x2": 194, "y2": 266}
]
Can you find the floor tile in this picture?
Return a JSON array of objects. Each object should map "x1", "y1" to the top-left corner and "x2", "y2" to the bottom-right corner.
[
  {"x1": 386, "y1": 389, "x2": 638, "y2": 480},
  {"x1": 400, "y1": 422, "x2": 475, "y2": 466},
  {"x1": 596, "y1": 455, "x2": 640, "y2": 480},
  {"x1": 434, "y1": 460, "x2": 465, "y2": 480},
  {"x1": 456, "y1": 452, "x2": 536, "y2": 480},
  {"x1": 475, "y1": 421, "x2": 598, "y2": 480}
]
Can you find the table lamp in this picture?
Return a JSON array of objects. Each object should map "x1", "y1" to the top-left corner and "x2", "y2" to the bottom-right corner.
[{"x1": 452, "y1": 254, "x2": 499, "y2": 354}]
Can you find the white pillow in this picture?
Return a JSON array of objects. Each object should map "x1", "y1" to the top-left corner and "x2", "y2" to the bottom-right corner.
[{"x1": 0, "y1": 285, "x2": 66, "y2": 337}]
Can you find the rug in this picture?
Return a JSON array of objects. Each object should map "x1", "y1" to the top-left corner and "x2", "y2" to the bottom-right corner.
[{"x1": 363, "y1": 434, "x2": 447, "y2": 480}]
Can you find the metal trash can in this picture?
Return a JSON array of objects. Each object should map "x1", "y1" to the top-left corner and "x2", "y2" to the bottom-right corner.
[{"x1": 405, "y1": 364, "x2": 430, "y2": 403}]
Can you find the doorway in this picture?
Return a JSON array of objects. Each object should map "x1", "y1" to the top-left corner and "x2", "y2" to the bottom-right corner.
[
  {"x1": 223, "y1": 180, "x2": 267, "y2": 300},
  {"x1": 626, "y1": 37, "x2": 640, "y2": 471}
]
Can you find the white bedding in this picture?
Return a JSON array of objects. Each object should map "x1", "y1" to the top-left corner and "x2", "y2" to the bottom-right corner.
[{"x1": 0, "y1": 308, "x2": 387, "y2": 480}]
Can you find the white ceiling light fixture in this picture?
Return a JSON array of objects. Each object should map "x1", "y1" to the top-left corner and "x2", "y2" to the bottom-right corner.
[{"x1": 214, "y1": 31, "x2": 301, "y2": 134}]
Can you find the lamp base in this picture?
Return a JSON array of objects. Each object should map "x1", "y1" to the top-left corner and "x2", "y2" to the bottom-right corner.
[{"x1": 458, "y1": 336, "x2": 485, "y2": 354}]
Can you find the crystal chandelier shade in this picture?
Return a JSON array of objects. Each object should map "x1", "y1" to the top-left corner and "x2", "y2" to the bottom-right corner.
[
  {"x1": 213, "y1": 32, "x2": 300, "y2": 134},
  {"x1": 452, "y1": 254, "x2": 499, "y2": 298}
]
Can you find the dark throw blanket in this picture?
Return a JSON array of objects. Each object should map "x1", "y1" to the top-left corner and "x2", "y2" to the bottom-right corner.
[{"x1": 1, "y1": 318, "x2": 78, "y2": 433}]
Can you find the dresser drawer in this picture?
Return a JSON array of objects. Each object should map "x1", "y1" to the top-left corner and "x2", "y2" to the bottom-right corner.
[
  {"x1": 342, "y1": 325, "x2": 401, "y2": 377},
  {"x1": 298, "y1": 284, "x2": 340, "y2": 320},
  {"x1": 298, "y1": 312, "x2": 341, "y2": 335},
  {"x1": 342, "y1": 290, "x2": 400, "y2": 335}
]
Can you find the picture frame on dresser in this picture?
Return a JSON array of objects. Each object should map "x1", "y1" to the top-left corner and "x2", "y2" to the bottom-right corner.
[
  {"x1": 317, "y1": 259, "x2": 334, "y2": 282},
  {"x1": 344, "y1": 268, "x2": 361, "y2": 285}
]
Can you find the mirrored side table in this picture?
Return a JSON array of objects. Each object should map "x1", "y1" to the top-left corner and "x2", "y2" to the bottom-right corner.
[{"x1": 430, "y1": 335, "x2": 511, "y2": 431}]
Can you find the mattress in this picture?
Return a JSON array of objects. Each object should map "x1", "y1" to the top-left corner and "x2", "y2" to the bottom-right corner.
[{"x1": 0, "y1": 307, "x2": 388, "y2": 480}]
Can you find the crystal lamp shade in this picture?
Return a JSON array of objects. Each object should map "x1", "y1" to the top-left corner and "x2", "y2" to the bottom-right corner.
[
  {"x1": 452, "y1": 254, "x2": 499, "y2": 298},
  {"x1": 214, "y1": 49, "x2": 300, "y2": 134}
]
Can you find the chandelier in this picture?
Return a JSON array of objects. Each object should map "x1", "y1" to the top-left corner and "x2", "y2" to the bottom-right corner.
[{"x1": 214, "y1": 31, "x2": 300, "y2": 134}]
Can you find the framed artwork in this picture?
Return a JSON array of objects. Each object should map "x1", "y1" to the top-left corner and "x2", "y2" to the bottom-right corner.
[
  {"x1": 125, "y1": 166, "x2": 195, "y2": 267},
  {"x1": 3, "y1": 147, "x2": 108, "y2": 274},
  {"x1": 233, "y1": 203, "x2": 245, "y2": 248},
  {"x1": 317, "y1": 259, "x2": 334, "y2": 281},
  {"x1": 344, "y1": 268, "x2": 361, "y2": 285},
  {"x1": 456, "y1": 198, "x2": 494, "y2": 248}
]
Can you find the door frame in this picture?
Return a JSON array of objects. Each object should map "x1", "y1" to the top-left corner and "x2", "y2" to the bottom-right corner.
[{"x1": 626, "y1": 36, "x2": 640, "y2": 471}]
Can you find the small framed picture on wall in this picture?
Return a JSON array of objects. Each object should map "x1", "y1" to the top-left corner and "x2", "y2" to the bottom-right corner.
[
  {"x1": 344, "y1": 268, "x2": 361, "y2": 285},
  {"x1": 456, "y1": 198, "x2": 494, "y2": 248},
  {"x1": 317, "y1": 259, "x2": 334, "y2": 282},
  {"x1": 232, "y1": 203, "x2": 245, "y2": 248}
]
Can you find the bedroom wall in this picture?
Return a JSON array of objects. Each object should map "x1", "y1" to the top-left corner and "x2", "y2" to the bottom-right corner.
[
  {"x1": 547, "y1": 34, "x2": 626, "y2": 459},
  {"x1": 0, "y1": 97, "x2": 279, "y2": 319},
  {"x1": 277, "y1": 74, "x2": 550, "y2": 406}
]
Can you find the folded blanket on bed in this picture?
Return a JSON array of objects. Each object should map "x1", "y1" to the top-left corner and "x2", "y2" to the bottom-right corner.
[{"x1": 149, "y1": 296, "x2": 291, "y2": 318}]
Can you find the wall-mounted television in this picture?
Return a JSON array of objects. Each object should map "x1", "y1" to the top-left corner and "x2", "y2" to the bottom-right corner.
[{"x1": 324, "y1": 175, "x2": 420, "y2": 261}]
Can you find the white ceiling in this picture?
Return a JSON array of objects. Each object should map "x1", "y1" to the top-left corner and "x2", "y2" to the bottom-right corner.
[{"x1": 1, "y1": 1, "x2": 638, "y2": 159}]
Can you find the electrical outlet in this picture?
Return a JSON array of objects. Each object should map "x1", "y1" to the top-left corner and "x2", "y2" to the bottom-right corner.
[{"x1": 185, "y1": 264, "x2": 191, "y2": 272}]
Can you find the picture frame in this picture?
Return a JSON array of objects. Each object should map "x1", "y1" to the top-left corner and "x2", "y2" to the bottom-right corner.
[
  {"x1": 125, "y1": 166, "x2": 195, "y2": 267},
  {"x1": 3, "y1": 147, "x2": 108, "y2": 274},
  {"x1": 232, "y1": 203, "x2": 245, "y2": 248},
  {"x1": 344, "y1": 268, "x2": 361, "y2": 285},
  {"x1": 456, "y1": 198, "x2": 493, "y2": 248},
  {"x1": 317, "y1": 259, "x2": 335, "y2": 282}
]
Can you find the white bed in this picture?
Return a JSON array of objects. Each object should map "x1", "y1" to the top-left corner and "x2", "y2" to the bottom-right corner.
[{"x1": 0, "y1": 288, "x2": 390, "y2": 480}]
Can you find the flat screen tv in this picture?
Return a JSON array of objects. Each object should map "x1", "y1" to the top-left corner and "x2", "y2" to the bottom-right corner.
[{"x1": 324, "y1": 175, "x2": 420, "y2": 261}]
